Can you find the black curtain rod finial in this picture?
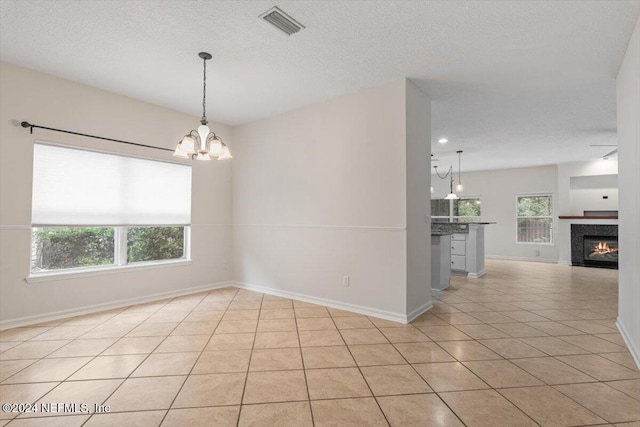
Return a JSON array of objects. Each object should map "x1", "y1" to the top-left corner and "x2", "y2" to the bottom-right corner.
[{"x1": 21, "y1": 121, "x2": 31, "y2": 128}]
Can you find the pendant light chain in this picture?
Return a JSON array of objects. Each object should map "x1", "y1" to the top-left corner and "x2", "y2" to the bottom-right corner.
[{"x1": 202, "y1": 57, "x2": 207, "y2": 123}]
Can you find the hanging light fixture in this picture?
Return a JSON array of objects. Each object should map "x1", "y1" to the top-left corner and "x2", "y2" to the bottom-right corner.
[
  {"x1": 432, "y1": 150, "x2": 464, "y2": 200},
  {"x1": 455, "y1": 150, "x2": 463, "y2": 192},
  {"x1": 173, "y1": 52, "x2": 231, "y2": 161}
]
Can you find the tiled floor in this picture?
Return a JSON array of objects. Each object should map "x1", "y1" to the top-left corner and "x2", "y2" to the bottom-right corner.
[{"x1": 0, "y1": 260, "x2": 639, "y2": 426}]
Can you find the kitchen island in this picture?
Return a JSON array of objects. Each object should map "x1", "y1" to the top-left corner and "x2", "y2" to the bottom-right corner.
[
  {"x1": 432, "y1": 222, "x2": 494, "y2": 278},
  {"x1": 431, "y1": 231, "x2": 453, "y2": 293}
]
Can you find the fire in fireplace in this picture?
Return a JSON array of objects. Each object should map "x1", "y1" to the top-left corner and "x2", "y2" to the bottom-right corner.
[{"x1": 583, "y1": 236, "x2": 619, "y2": 267}]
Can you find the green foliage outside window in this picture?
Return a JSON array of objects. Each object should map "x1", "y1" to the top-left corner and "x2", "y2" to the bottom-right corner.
[
  {"x1": 127, "y1": 227, "x2": 184, "y2": 263},
  {"x1": 32, "y1": 227, "x2": 114, "y2": 271},
  {"x1": 517, "y1": 196, "x2": 552, "y2": 217}
]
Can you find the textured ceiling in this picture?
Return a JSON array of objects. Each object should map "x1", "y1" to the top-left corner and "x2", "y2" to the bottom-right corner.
[{"x1": 1, "y1": 0, "x2": 639, "y2": 171}]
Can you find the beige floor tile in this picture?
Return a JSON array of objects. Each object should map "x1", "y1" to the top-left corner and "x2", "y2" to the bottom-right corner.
[
  {"x1": 80, "y1": 324, "x2": 134, "y2": 339},
  {"x1": 223, "y1": 310, "x2": 260, "y2": 321},
  {"x1": 85, "y1": 410, "x2": 166, "y2": 426},
  {"x1": 478, "y1": 338, "x2": 547, "y2": 359},
  {"x1": 394, "y1": 342, "x2": 455, "y2": 363},
  {"x1": 500, "y1": 385, "x2": 606, "y2": 426},
  {"x1": 170, "y1": 321, "x2": 218, "y2": 336},
  {"x1": 206, "y1": 333, "x2": 255, "y2": 350},
  {"x1": 183, "y1": 310, "x2": 225, "y2": 323},
  {"x1": 437, "y1": 340, "x2": 502, "y2": 361},
  {"x1": 0, "y1": 342, "x2": 21, "y2": 353},
  {"x1": 0, "y1": 383, "x2": 59, "y2": 417},
  {"x1": 560, "y1": 335, "x2": 628, "y2": 353},
  {"x1": 249, "y1": 348, "x2": 302, "y2": 371},
  {"x1": 499, "y1": 310, "x2": 548, "y2": 322},
  {"x1": 191, "y1": 350, "x2": 251, "y2": 374},
  {"x1": 242, "y1": 370, "x2": 307, "y2": 404},
  {"x1": 104, "y1": 376, "x2": 185, "y2": 412},
  {"x1": 101, "y1": 336, "x2": 163, "y2": 355},
  {"x1": 455, "y1": 324, "x2": 511, "y2": 339},
  {"x1": 227, "y1": 302, "x2": 261, "y2": 311},
  {"x1": 561, "y1": 320, "x2": 617, "y2": 334},
  {"x1": 253, "y1": 331, "x2": 299, "y2": 349},
  {"x1": 301, "y1": 346, "x2": 355, "y2": 369},
  {"x1": 131, "y1": 352, "x2": 199, "y2": 377},
  {"x1": 525, "y1": 321, "x2": 585, "y2": 336},
  {"x1": 259, "y1": 309, "x2": 294, "y2": 320},
  {"x1": 327, "y1": 308, "x2": 364, "y2": 317},
  {"x1": 378, "y1": 393, "x2": 465, "y2": 427},
  {"x1": 29, "y1": 325, "x2": 94, "y2": 341},
  {"x1": 520, "y1": 336, "x2": 589, "y2": 356},
  {"x1": 340, "y1": 329, "x2": 388, "y2": 345},
  {"x1": 440, "y1": 389, "x2": 538, "y2": 427},
  {"x1": 238, "y1": 402, "x2": 313, "y2": 427},
  {"x1": 311, "y1": 397, "x2": 388, "y2": 427},
  {"x1": 260, "y1": 300, "x2": 293, "y2": 309},
  {"x1": 417, "y1": 326, "x2": 472, "y2": 341},
  {"x1": 491, "y1": 322, "x2": 548, "y2": 338},
  {"x1": 173, "y1": 372, "x2": 245, "y2": 407},
  {"x1": 215, "y1": 320, "x2": 258, "y2": 334},
  {"x1": 596, "y1": 333, "x2": 627, "y2": 346},
  {"x1": 379, "y1": 327, "x2": 429, "y2": 343},
  {"x1": 348, "y1": 344, "x2": 406, "y2": 366},
  {"x1": 333, "y1": 317, "x2": 375, "y2": 329},
  {"x1": 413, "y1": 361, "x2": 490, "y2": 392},
  {"x1": 0, "y1": 341, "x2": 70, "y2": 360},
  {"x1": 294, "y1": 307, "x2": 330, "y2": 318},
  {"x1": 511, "y1": 356, "x2": 597, "y2": 384},
  {"x1": 468, "y1": 312, "x2": 514, "y2": 323},
  {"x1": 436, "y1": 312, "x2": 483, "y2": 325},
  {"x1": 555, "y1": 382, "x2": 640, "y2": 423},
  {"x1": 257, "y1": 319, "x2": 297, "y2": 332},
  {"x1": 295, "y1": 318, "x2": 336, "y2": 331},
  {"x1": 411, "y1": 313, "x2": 449, "y2": 326},
  {"x1": 361, "y1": 364, "x2": 431, "y2": 396},
  {"x1": 298, "y1": 330, "x2": 344, "y2": 347},
  {"x1": 556, "y1": 354, "x2": 640, "y2": 381},
  {"x1": 3, "y1": 357, "x2": 91, "y2": 384},
  {"x1": 0, "y1": 360, "x2": 36, "y2": 382},
  {"x1": 605, "y1": 379, "x2": 640, "y2": 400},
  {"x1": 47, "y1": 339, "x2": 118, "y2": 358},
  {"x1": 0, "y1": 328, "x2": 50, "y2": 342},
  {"x1": 68, "y1": 355, "x2": 146, "y2": 380},
  {"x1": 163, "y1": 406, "x2": 239, "y2": 427},
  {"x1": 126, "y1": 322, "x2": 178, "y2": 337},
  {"x1": 464, "y1": 359, "x2": 544, "y2": 388},
  {"x1": 600, "y1": 352, "x2": 640, "y2": 370},
  {"x1": 10, "y1": 415, "x2": 89, "y2": 426},
  {"x1": 305, "y1": 367, "x2": 371, "y2": 399},
  {"x1": 154, "y1": 335, "x2": 209, "y2": 353}
]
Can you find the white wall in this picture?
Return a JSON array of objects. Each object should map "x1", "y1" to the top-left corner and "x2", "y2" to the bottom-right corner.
[
  {"x1": 616, "y1": 15, "x2": 640, "y2": 368},
  {"x1": 405, "y1": 81, "x2": 431, "y2": 316},
  {"x1": 431, "y1": 165, "x2": 559, "y2": 262},
  {"x1": 231, "y1": 80, "x2": 431, "y2": 321},
  {"x1": 0, "y1": 62, "x2": 233, "y2": 327}
]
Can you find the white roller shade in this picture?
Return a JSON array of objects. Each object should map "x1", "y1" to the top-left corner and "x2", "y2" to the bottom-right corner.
[{"x1": 32, "y1": 143, "x2": 192, "y2": 226}]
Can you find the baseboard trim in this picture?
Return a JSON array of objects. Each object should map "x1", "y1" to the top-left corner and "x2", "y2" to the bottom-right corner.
[
  {"x1": 486, "y1": 255, "x2": 559, "y2": 264},
  {"x1": 557, "y1": 260, "x2": 572, "y2": 266},
  {"x1": 231, "y1": 281, "x2": 410, "y2": 324},
  {"x1": 406, "y1": 301, "x2": 433, "y2": 323},
  {"x1": 467, "y1": 270, "x2": 486, "y2": 279},
  {"x1": 0, "y1": 281, "x2": 232, "y2": 330},
  {"x1": 616, "y1": 318, "x2": 640, "y2": 370}
]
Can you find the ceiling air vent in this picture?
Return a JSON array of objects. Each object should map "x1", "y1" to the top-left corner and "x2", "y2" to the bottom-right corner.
[{"x1": 260, "y1": 6, "x2": 305, "y2": 36}]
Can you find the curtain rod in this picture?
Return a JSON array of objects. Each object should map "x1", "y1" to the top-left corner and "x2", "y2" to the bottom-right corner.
[{"x1": 20, "y1": 121, "x2": 174, "y2": 153}]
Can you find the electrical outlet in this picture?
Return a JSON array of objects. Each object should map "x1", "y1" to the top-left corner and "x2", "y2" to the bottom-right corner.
[{"x1": 342, "y1": 275, "x2": 350, "y2": 287}]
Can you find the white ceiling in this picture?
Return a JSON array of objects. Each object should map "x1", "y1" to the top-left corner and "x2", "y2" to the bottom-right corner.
[{"x1": 1, "y1": 0, "x2": 639, "y2": 171}]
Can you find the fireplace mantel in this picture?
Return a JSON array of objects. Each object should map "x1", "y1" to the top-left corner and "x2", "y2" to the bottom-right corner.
[{"x1": 559, "y1": 215, "x2": 618, "y2": 219}]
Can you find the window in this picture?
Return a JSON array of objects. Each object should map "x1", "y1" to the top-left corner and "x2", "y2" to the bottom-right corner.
[
  {"x1": 431, "y1": 197, "x2": 481, "y2": 222},
  {"x1": 30, "y1": 143, "x2": 191, "y2": 275},
  {"x1": 517, "y1": 194, "x2": 553, "y2": 244}
]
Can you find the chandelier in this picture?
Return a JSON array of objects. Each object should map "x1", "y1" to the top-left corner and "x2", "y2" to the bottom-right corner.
[
  {"x1": 432, "y1": 150, "x2": 463, "y2": 200},
  {"x1": 173, "y1": 52, "x2": 232, "y2": 161}
]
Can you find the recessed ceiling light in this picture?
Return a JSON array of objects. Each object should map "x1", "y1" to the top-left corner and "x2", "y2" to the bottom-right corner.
[{"x1": 438, "y1": 138, "x2": 448, "y2": 144}]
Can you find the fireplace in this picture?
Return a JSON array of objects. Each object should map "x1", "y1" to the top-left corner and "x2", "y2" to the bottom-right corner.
[
  {"x1": 583, "y1": 236, "x2": 619, "y2": 268},
  {"x1": 570, "y1": 224, "x2": 618, "y2": 269}
]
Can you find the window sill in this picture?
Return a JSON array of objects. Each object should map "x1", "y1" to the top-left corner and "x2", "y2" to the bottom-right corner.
[{"x1": 25, "y1": 259, "x2": 192, "y2": 284}]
